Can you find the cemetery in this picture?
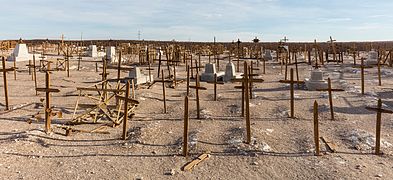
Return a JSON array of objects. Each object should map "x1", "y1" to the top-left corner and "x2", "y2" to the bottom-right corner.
[{"x1": 0, "y1": 37, "x2": 393, "y2": 179}]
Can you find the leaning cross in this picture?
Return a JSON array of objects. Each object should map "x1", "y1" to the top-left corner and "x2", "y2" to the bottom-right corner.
[
  {"x1": 316, "y1": 78, "x2": 344, "y2": 120},
  {"x1": 365, "y1": 99, "x2": 393, "y2": 155},
  {"x1": 36, "y1": 72, "x2": 60, "y2": 133},
  {"x1": 1, "y1": 57, "x2": 15, "y2": 110}
]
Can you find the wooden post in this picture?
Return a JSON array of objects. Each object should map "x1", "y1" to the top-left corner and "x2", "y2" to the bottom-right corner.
[
  {"x1": 173, "y1": 65, "x2": 177, "y2": 87},
  {"x1": 183, "y1": 96, "x2": 189, "y2": 157},
  {"x1": 214, "y1": 73, "x2": 217, "y2": 101},
  {"x1": 361, "y1": 59, "x2": 365, "y2": 95},
  {"x1": 117, "y1": 50, "x2": 122, "y2": 80},
  {"x1": 378, "y1": 60, "x2": 382, "y2": 86},
  {"x1": 28, "y1": 60, "x2": 32, "y2": 75},
  {"x1": 162, "y1": 70, "x2": 167, "y2": 113},
  {"x1": 13, "y1": 58, "x2": 16, "y2": 80},
  {"x1": 327, "y1": 78, "x2": 334, "y2": 120},
  {"x1": 1, "y1": 57, "x2": 11, "y2": 110},
  {"x1": 196, "y1": 73, "x2": 200, "y2": 119},
  {"x1": 375, "y1": 99, "x2": 382, "y2": 155},
  {"x1": 33, "y1": 55, "x2": 38, "y2": 95},
  {"x1": 244, "y1": 62, "x2": 251, "y2": 144},
  {"x1": 45, "y1": 72, "x2": 51, "y2": 132},
  {"x1": 290, "y1": 68, "x2": 294, "y2": 118},
  {"x1": 66, "y1": 47, "x2": 70, "y2": 77},
  {"x1": 122, "y1": 81, "x2": 130, "y2": 140},
  {"x1": 186, "y1": 65, "x2": 190, "y2": 96},
  {"x1": 314, "y1": 100, "x2": 320, "y2": 156}
]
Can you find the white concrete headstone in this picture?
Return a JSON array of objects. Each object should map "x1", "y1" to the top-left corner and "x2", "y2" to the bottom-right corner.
[
  {"x1": 89, "y1": 45, "x2": 98, "y2": 57},
  {"x1": 305, "y1": 69, "x2": 328, "y2": 91},
  {"x1": 7, "y1": 43, "x2": 32, "y2": 61}
]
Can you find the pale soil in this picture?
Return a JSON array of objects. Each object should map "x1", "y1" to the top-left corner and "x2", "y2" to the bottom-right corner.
[{"x1": 0, "y1": 53, "x2": 392, "y2": 180}]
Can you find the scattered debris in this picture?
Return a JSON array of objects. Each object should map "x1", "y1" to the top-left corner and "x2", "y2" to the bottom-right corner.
[
  {"x1": 182, "y1": 153, "x2": 210, "y2": 172},
  {"x1": 342, "y1": 129, "x2": 392, "y2": 150}
]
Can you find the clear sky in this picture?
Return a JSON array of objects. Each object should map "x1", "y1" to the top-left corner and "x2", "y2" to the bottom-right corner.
[{"x1": 1, "y1": 0, "x2": 392, "y2": 42}]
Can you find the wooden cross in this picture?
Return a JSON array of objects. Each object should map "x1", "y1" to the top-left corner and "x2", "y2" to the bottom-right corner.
[
  {"x1": 115, "y1": 81, "x2": 139, "y2": 140},
  {"x1": 233, "y1": 63, "x2": 264, "y2": 117},
  {"x1": 205, "y1": 73, "x2": 224, "y2": 101},
  {"x1": 279, "y1": 68, "x2": 304, "y2": 118},
  {"x1": 1, "y1": 57, "x2": 15, "y2": 110},
  {"x1": 365, "y1": 99, "x2": 393, "y2": 155},
  {"x1": 328, "y1": 36, "x2": 338, "y2": 63},
  {"x1": 282, "y1": 36, "x2": 289, "y2": 43},
  {"x1": 36, "y1": 72, "x2": 60, "y2": 133},
  {"x1": 353, "y1": 58, "x2": 373, "y2": 95},
  {"x1": 189, "y1": 72, "x2": 207, "y2": 119},
  {"x1": 151, "y1": 70, "x2": 173, "y2": 113},
  {"x1": 316, "y1": 78, "x2": 344, "y2": 120}
]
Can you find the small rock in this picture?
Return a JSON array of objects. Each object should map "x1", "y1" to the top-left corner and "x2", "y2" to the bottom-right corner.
[
  {"x1": 355, "y1": 165, "x2": 361, "y2": 170},
  {"x1": 165, "y1": 169, "x2": 176, "y2": 176},
  {"x1": 375, "y1": 174, "x2": 383, "y2": 178},
  {"x1": 105, "y1": 159, "x2": 110, "y2": 162},
  {"x1": 251, "y1": 161, "x2": 258, "y2": 165},
  {"x1": 152, "y1": 151, "x2": 157, "y2": 154},
  {"x1": 250, "y1": 152, "x2": 258, "y2": 157},
  {"x1": 135, "y1": 177, "x2": 143, "y2": 180}
]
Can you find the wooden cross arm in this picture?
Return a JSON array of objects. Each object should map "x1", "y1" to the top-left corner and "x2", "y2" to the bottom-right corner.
[
  {"x1": 365, "y1": 107, "x2": 393, "y2": 114},
  {"x1": 76, "y1": 87, "x2": 126, "y2": 93},
  {"x1": 231, "y1": 78, "x2": 246, "y2": 83},
  {"x1": 288, "y1": 62, "x2": 309, "y2": 65},
  {"x1": 107, "y1": 66, "x2": 134, "y2": 71},
  {"x1": 153, "y1": 79, "x2": 173, "y2": 83},
  {"x1": 241, "y1": 73, "x2": 260, "y2": 77},
  {"x1": 26, "y1": 64, "x2": 39, "y2": 68},
  {"x1": 250, "y1": 79, "x2": 264, "y2": 83},
  {"x1": 0, "y1": 67, "x2": 16, "y2": 72},
  {"x1": 279, "y1": 80, "x2": 305, "y2": 84},
  {"x1": 36, "y1": 88, "x2": 60, "y2": 93},
  {"x1": 352, "y1": 65, "x2": 373, "y2": 69},
  {"x1": 115, "y1": 96, "x2": 140, "y2": 105},
  {"x1": 189, "y1": 85, "x2": 207, "y2": 90},
  {"x1": 189, "y1": 66, "x2": 204, "y2": 69},
  {"x1": 316, "y1": 88, "x2": 344, "y2": 92},
  {"x1": 99, "y1": 72, "x2": 110, "y2": 76},
  {"x1": 206, "y1": 81, "x2": 225, "y2": 85}
]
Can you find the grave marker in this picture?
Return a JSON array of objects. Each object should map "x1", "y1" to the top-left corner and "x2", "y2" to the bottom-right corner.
[
  {"x1": 317, "y1": 78, "x2": 344, "y2": 120},
  {"x1": 365, "y1": 99, "x2": 393, "y2": 155},
  {"x1": 1, "y1": 57, "x2": 15, "y2": 110},
  {"x1": 36, "y1": 72, "x2": 60, "y2": 133}
]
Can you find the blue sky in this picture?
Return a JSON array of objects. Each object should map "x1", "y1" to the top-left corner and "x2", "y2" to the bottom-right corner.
[{"x1": 0, "y1": 0, "x2": 393, "y2": 42}]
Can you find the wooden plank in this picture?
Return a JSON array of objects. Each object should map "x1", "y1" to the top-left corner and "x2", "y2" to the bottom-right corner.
[
  {"x1": 366, "y1": 107, "x2": 393, "y2": 114},
  {"x1": 321, "y1": 136, "x2": 337, "y2": 153},
  {"x1": 36, "y1": 88, "x2": 60, "y2": 93},
  {"x1": 182, "y1": 153, "x2": 210, "y2": 171},
  {"x1": 76, "y1": 87, "x2": 126, "y2": 93}
]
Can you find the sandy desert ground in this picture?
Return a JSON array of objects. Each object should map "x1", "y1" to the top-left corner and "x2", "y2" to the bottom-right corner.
[{"x1": 0, "y1": 52, "x2": 393, "y2": 180}]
